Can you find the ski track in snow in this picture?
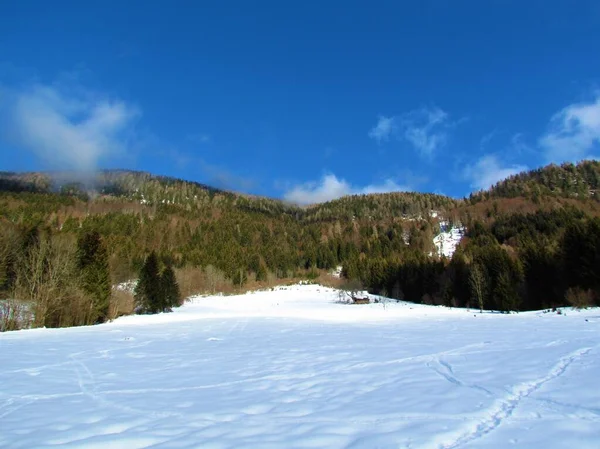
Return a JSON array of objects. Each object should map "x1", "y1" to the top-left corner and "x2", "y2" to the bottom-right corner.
[
  {"x1": 1, "y1": 284, "x2": 599, "y2": 448},
  {"x1": 439, "y1": 347, "x2": 595, "y2": 449},
  {"x1": 427, "y1": 357, "x2": 494, "y2": 398}
]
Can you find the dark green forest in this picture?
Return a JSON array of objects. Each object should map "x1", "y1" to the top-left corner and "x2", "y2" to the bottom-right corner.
[{"x1": 1, "y1": 161, "x2": 599, "y2": 330}]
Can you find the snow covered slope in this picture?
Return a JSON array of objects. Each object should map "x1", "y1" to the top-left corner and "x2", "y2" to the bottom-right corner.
[
  {"x1": 1, "y1": 284, "x2": 599, "y2": 449},
  {"x1": 433, "y1": 221, "x2": 464, "y2": 258}
]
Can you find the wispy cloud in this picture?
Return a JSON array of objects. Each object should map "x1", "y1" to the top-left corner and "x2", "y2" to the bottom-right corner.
[
  {"x1": 480, "y1": 129, "x2": 499, "y2": 148},
  {"x1": 162, "y1": 146, "x2": 255, "y2": 192},
  {"x1": 400, "y1": 107, "x2": 450, "y2": 157},
  {"x1": 283, "y1": 173, "x2": 409, "y2": 205},
  {"x1": 199, "y1": 159, "x2": 255, "y2": 192},
  {"x1": 368, "y1": 116, "x2": 396, "y2": 143},
  {"x1": 368, "y1": 106, "x2": 457, "y2": 157},
  {"x1": 0, "y1": 82, "x2": 139, "y2": 171},
  {"x1": 510, "y1": 133, "x2": 536, "y2": 155},
  {"x1": 463, "y1": 154, "x2": 527, "y2": 191},
  {"x1": 360, "y1": 178, "x2": 409, "y2": 195},
  {"x1": 187, "y1": 133, "x2": 211, "y2": 144},
  {"x1": 539, "y1": 94, "x2": 600, "y2": 162}
]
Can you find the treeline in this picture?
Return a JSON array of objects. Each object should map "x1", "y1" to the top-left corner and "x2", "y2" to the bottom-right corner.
[
  {"x1": 302, "y1": 192, "x2": 459, "y2": 222},
  {"x1": 2, "y1": 164, "x2": 600, "y2": 331},
  {"x1": 345, "y1": 207, "x2": 600, "y2": 312},
  {"x1": 0, "y1": 173, "x2": 450, "y2": 287},
  {"x1": 0, "y1": 186, "x2": 446, "y2": 331},
  {"x1": 0, "y1": 222, "x2": 183, "y2": 331},
  {"x1": 0, "y1": 226, "x2": 112, "y2": 330},
  {"x1": 469, "y1": 160, "x2": 600, "y2": 203},
  {"x1": 0, "y1": 170, "x2": 298, "y2": 218}
]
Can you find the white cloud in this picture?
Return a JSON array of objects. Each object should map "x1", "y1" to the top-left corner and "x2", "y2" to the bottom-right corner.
[
  {"x1": 283, "y1": 174, "x2": 409, "y2": 205},
  {"x1": 368, "y1": 106, "x2": 454, "y2": 157},
  {"x1": 368, "y1": 116, "x2": 396, "y2": 143},
  {"x1": 1, "y1": 83, "x2": 139, "y2": 171},
  {"x1": 360, "y1": 179, "x2": 408, "y2": 195},
  {"x1": 510, "y1": 133, "x2": 535, "y2": 155},
  {"x1": 400, "y1": 107, "x2": 449, "y2": 156},
  {"x1": 284, "y1": 174, "x2": 351, "y2": 204},
  {"x1": 539, "y1": 94, "x2": 600, "y2": 163},
  {"x1": 464, "y1": 155, "x2": 527, "y2": 191}
]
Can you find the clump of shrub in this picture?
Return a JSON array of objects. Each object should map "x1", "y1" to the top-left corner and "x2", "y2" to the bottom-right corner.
[
  {"x1": 565, "y1": 287, "x2": 596, "y2": 309},
  {"x1": 0, "y1": 299, "x2": 33, "y2": 332}
]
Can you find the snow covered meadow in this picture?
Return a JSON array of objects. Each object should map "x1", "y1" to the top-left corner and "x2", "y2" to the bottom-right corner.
[{"x1": 1, "y1": 284, "x2": 599, "y2": 448}]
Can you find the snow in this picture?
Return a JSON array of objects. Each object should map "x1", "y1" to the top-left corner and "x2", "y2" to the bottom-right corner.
[
  {"x1": 114, "y1": 280, "x2": 137, "y2": 294},
  {"x1": 329, "y1": 265, "x2": 343, "y2": 278},
  {"x1": 1, "y1": 284, "x2": 599, "y2": 449},
  {"x1": 433, "y1": 221, "x2": 464, "y2": 258}
]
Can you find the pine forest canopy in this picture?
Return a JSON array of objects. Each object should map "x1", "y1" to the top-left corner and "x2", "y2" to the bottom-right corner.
[{"x1": 1, "y1": 160, "x2": 600, "y2": 330}]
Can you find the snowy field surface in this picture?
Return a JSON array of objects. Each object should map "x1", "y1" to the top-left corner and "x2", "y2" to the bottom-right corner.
[{"x1": 1, "y1": 284, "x2": 599, "y2": 449}]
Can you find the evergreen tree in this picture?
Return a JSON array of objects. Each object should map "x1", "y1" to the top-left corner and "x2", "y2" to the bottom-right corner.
[
  {"x1": 255, "y1": 264, "x2": 267, "y2": 282},
  {"x1": 521, "y1": 241, "x2": 562, "y2": 309},
  {"x1": 494, "y1": 271, "x2": 518, "y2": 313},
  {"x1": 76, "y1": 231, "x2": 111, "y2": 322},
  {"x1": 134, "y1": 251, "x2": 162, "y2": 314},
  {"x1": 448, "y1": 254, "x2": 470, "y2": 308},
  {"x1": 562, "y1": 218, "x2": 600, "y2": 298},
  {"x1": 0, "y1": 225, "x2": 18, "y2": 294},
  {"x1": 160, "y1": 264, "x2": 181, "y2": 310}
]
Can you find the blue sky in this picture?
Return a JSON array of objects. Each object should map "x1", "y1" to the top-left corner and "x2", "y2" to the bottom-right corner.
[{"x1": 1, "y1": 1, "x2": 599, "y2": 203}]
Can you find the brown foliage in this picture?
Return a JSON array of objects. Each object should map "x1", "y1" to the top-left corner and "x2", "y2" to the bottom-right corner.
[
  {"x1": 11, "y1": 233, "x2": 98, "y2": 328},
  {"x1": 565, "y1": 288, "x2": 596, "y2": 309},
  {"x1": 109, "y1": 289, "x2": 135, "y2": 319}
]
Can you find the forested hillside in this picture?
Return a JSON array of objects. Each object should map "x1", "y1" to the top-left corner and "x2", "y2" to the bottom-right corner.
[
  {"x1": 344, "y1": 162, "x2": 600, "y2": 313},
  {"x1": 469, "y1": 160, "x2": 600, "y2": 203},
  {"x1": 1, "y1": 161, "x2": 599, "y2": 330}
]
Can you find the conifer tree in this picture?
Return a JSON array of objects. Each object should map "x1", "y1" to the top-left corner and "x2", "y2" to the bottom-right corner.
[
  {"x1": 255, "y1": 264, "x2": 267, "y2": 282},
  {"x1": 160, "y1": 264, "x2": 181, "y2": 310},
  {"x1": 134, "y1": 251, "x2": 161, "y2": 314},
  {"x1": 495, "y1": 271, "x2": 519, "y2": 313},
  {"x1": 562, "y1": 219, "x2": 600, "y2": 297},
  {"x1": 0, "y1": 226, "x2": 18, "y2": 294},
  {"x1": 76, "y1": 231, "x2": 111, "y2": 323}
]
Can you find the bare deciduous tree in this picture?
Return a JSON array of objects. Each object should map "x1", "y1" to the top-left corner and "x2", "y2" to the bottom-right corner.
[
  {"x1": 338, "y1": 279, "x2": 366, "y2": 304},
  {"x1": 204, "y1": 265, "x2": 227, "y2": 294},
  {"x1": 0, "y1": 299, "x2": 33, "y2": 331},
  {"x1": 12, "y1": 233, "x2": 94, "y2": 328},
  {"x1": 565, "y1": 287, "x2": 595, "y2": 309},
  {"x1": 469, "y1": 263, "x2": 487, "y2": 313}
]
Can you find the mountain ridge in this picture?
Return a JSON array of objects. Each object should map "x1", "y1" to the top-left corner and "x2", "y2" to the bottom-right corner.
[
  {"x1": 1, "y1": 160, "x2": 600, "y2": 330},
  {"x1": 2, "y1": 160, "x2": 599, "y2": 207}
]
